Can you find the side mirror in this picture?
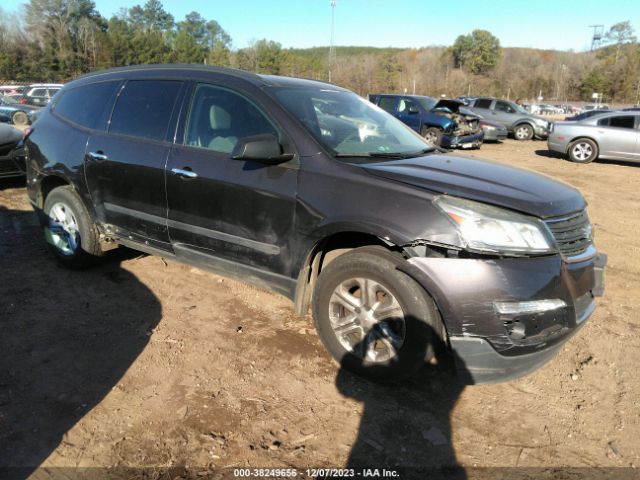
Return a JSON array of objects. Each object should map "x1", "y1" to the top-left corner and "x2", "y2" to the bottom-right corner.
[
  {"x1": 231, "y1": 134, "x2": 294, "y2": 164},
  {"x1": 408, "y1": 106, "x2": 420, "y2": 114}
]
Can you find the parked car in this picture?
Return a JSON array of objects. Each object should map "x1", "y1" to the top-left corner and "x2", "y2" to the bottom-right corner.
[
  {"x1": 369, "y1": 94, "x2": 484, "y2": 148},
  {"x1": 583, "y1": 104, "x2": 610, "y2": 112},
  {"x1": 459, "y1": 107, "x2": 507, "y2": 142},
  {"x1": 548, "y1": 111, "x2": 640, "y2": 163},
  {"x1": 564, "y1": 110, "x2": 610, "y2": 122},
  {"x1": 0, "y1": 85, "x2": 27, "y2": 98},
  {"x1": 18, "y1": 83, "x2": 63, "y2": 106},
  {"x1": 0, "y1": 94, "x2": 39, "y2": 125},
  {"x1": 26, "y1": 65, "x2": 606, "y2": 384},
  {"x1": 0, "y1": 123, "x2": 26, "y2": 178},
  {"x1": 466, "y1": 97, "x2": 550, "y2": 140}
]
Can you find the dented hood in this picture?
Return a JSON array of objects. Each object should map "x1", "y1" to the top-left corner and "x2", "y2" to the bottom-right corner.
[{"x1": 362, "y1": 155, "x2": 585, "y2": 218}]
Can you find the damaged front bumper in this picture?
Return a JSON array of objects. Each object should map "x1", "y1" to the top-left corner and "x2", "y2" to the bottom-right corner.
[
  {"x1": 400, "y1": 251, "x2": 606, "y2": 384},
  {"x1": 442, "y1": 130, "x2": 484, "y2": 149}
]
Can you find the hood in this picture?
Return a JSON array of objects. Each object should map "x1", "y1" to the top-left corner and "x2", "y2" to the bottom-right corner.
[
  {"x1": 432, "y1": 99, "x2": 464, "y2": 113},
  {"x1": 362, "y1": 155, "x2": 584, "y2": 218}
]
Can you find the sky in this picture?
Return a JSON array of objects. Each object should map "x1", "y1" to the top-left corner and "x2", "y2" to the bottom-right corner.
[{"x1": 2, "y1": 0, "x2": 639, "y2": 51}]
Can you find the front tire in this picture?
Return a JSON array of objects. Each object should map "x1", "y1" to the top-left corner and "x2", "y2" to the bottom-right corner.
[
  {"x1": 422, "y1": 127, "x2": 443, "y2": 146},
  {"x1": 43, "y1": 185, "x2": 103, "y2": 269},
  {"x1": 513, "y1": 123, "x2": 534, "y2": 141},
  {"x1": 568, "y1": 138, "x2": 598, "y2": 164},
  {"x1": 312, "y1": 246, "x2": 446, "y2": 381}
]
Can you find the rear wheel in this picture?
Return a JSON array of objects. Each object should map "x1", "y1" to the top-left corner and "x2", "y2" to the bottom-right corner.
[
  {"x1": 43, "y1": 186, "x2": 103, "y2": 269},
  {"x1": 422, "y1": 127, "x2": 443, "y2": 146},
  {"x1": 568, "y1": 138, "x2": 598, "y2": 164},
  {"x1": 513, "y1": 123, "x2": 533, "y2": 141},
  {"x1": 12, "y1": 111, "x2": 28, "y2": 126},
  {"x1": 312, "y1": 246, "x2": 446, "y2": 381}
]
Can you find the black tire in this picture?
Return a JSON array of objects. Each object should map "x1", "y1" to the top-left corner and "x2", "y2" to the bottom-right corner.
[
  {"x1": 513, "y1": 123, "x2": 534, "y2": 141},
  {"x1": 12, "y1": 111, "x2": 29, "y2": 126},
  {"x1": 567, "y1": 138, "x2": 598, "y2": 164},
  {"x1": 422, "y1": 126, "x2": 443, "y2": 146},
  {"x1": 43, "y1": 185, "x2": 103, "y2": 269},
  {"x1": 312, "y1": 246, "x2": 446, "y2": 381}
]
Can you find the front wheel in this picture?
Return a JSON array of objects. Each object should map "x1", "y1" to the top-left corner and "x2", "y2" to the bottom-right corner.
[
  {"x1": 312, "y1": 246, "x2": 446, "y2": 381},
  {"x1": 43, "y1": 185, "x2": 104, "y2": 269},
  {"x1": 422, "y1": 127, "x2": 443, "y2": 146},
  {"x1": 568, "y1": 138, "x2": 598, "y2": 164},
  {"x1": 513, "y1": 123, "x2": 534, "y2": 141}
]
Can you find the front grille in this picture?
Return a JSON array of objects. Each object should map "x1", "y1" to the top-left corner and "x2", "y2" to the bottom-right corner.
[{"x1": 545, "y1": 210, "x2": 592, "y2": 257}]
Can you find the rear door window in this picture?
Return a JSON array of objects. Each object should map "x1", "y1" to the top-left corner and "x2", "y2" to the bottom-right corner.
[
  {"x1": 109, "y1": 80, "x2": 182, "y2": 142},
  {"x1": 31, "y1": 89, "x2": 46, "y2": 97},
  {"x1": 54, "y1": 81, "x2": 120, "y2": 130},
  {"x1": 598, "y1": 115, "x2": 636, "y2": 129},
  {"x1": 474, "y1": 99, "x2": 493, "y2": 109}
]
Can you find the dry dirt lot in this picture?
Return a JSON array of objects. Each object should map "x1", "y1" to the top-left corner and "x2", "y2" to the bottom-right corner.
[{"x1": 1, "y1": 138, "x2": 639, "y2": 480}]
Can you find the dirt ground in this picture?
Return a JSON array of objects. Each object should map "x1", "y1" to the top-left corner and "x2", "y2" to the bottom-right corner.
[{"x1": 1, "y1": 137, "x2": 639, "y2": 480}]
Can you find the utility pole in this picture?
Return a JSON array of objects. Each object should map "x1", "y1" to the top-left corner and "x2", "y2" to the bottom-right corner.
[{"x1": 328, "y1": 0, "x2": 336, "y2": 82}]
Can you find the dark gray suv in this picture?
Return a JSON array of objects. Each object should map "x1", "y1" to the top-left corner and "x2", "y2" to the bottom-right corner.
[
  {"x1": 467, "y1": 97, "x2": 550, "y2": 140},
  {"x1": 25, "y1": 65, "x2": 605, "y2": 383}
]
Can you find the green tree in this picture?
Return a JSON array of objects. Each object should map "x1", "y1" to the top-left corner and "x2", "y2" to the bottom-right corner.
[{"x1": 451, "y1": 29, "x2": 501, "y2": 75}]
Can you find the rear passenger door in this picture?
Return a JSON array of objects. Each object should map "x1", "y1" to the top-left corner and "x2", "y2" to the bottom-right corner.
[
  {"x1": 597, "y1": 114, "x2": 640, "y2": 160},
  {"x1": 85, "y1": 79, "x2": 186, "y2": 251},
  {"x1": 470, "y1": 98, "x2": 494, "y2": 120}
]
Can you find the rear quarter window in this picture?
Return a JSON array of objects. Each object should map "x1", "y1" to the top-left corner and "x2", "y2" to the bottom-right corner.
[
  {"x1": 109, "y1": 80, "x2": 182, "y2": 142},
  {"x1": 54, "y1": 81, "x2": 121, "y2": 130}
]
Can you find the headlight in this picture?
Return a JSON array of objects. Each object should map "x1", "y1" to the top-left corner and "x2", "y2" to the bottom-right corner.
[
  {"x1": 434, "y1": 196, "x2": 556, "y2": 255},
  {"x1": 534, "y1": 118, "x2": 548, "y2": 127}
]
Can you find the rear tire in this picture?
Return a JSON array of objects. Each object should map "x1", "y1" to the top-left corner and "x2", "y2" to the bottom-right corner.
[
  {"x1": 568, "y1": 138, "x2": 598, "y2": 164},
  {"x1": 513, "y1": 123, "x2": 533, "y2": 141},
  {"x1": 12, "y1": 111, "x2": 28, "y2": 126},
  {"x1": 43, "y1": 185, "x2": 103, "y2": 269},
  {"x1": 312, "y1": 246, "x2": 446, "y2": 382},
  {"x1": 422, "y1": 127, "x2": 443, "y2": 146}
]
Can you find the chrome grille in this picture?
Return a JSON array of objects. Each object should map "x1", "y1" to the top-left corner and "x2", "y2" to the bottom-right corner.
[{"x1": 545, "y1": 210, "x2": 592, "y2": 257}]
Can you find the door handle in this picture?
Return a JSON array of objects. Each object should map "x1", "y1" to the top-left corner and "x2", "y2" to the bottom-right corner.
[
  {"x1": 88, "y1": 151, "x2": 108, "y2": 161},
  {"x1": 171, "y1": 167, "x2": 198, "y2": 179}
]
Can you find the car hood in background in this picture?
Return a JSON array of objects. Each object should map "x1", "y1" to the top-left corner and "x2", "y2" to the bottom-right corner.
[
  {"x1": 362, "y1": 154, "x2": 584, "y2": 218},
  {"x1": 432, "y1": 99, "x2": 465, "y2": 113}
]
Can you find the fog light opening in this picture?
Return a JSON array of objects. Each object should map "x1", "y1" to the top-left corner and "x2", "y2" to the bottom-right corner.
[{"x1": 494, "y1": 299, "x2": 566, "y2": 315}]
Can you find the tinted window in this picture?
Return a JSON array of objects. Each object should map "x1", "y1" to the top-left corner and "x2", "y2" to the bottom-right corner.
[
  {"x1": 185, "y1": 84, "x2": 278, "y2": 154},
  {"x1": 31, "y1": 89, "x2": 46, "y2": 97},
  {"x1": 377, "y1": 97, "x2": 396, "y2": 113},
  {"x1": 602, "y1": 115, "x2": 636, "y2": 129},
  {"x1": 474, "y1": 99, "x2": 493, "y2": 109},
  {"x1": 54, "y1": 81, "x2": 120, "y2": 130},
  {"x1": 109, "y1": 80, "x2": 182, "y2": 141},
  {"x1": 495, "y1": 101, "x2": 515, "y2": 113}
]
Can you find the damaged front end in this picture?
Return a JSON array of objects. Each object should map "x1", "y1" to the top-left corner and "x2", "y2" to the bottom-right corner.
[
  {"x1": 397, "y1": 195, "x2": 606, "y2": 384},
  {"x1": 433, "y1": 99, "x2": 483, "y2": 148}
]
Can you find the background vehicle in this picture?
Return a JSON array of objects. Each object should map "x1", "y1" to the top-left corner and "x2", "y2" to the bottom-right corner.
[
  {"x1": 564, "y1": 109, "x2": 610, "y2": 121},
  {"x1": 0, "y1": 124, "x2": 26, "y2": 178},
  {"x1": 18, "y1": 83, "x2": 63, "y2": 106},
  {"x1": 0, "y1": 94, "x2": 39, "y2": 125},
  {"x1": 466, "y1": 97, "x2": 550, "y2": 140},
  {"x1": 0, "y1": 85, "x2": 27, "y2": 98},
  {"x1": 583, "y1": 104, "x2": 610, "y2": 112},
  {"x1": 369, "y1": 94, "x2": 483, "y2": 148},
  {"x1": 460, "y1": 107, "x2": 507, "y2": 142},
  {"x1": 548, "y1": 111, "x2": 640, "y2": 163},
  {"x1": 26, "y1": 65, "x2": 605, "y2": 384}
]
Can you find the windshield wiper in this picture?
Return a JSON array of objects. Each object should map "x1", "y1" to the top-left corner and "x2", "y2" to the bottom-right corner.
[{"x1": 334, "y1": 147, "x2": 437, "y2": 159}]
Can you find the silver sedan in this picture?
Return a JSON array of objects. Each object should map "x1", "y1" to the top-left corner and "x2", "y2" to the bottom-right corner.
[{"x1": 548, "y1": 111, "x2": 640, "y2": 163}]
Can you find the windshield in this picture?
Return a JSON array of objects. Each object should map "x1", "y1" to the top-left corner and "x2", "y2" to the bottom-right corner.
[
  {"x1": 415, "y1": 96, "x2": 438, "y2": 111},
  {"x1": 269, "y1": 87, "x2": 433, "y2": 157}
]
